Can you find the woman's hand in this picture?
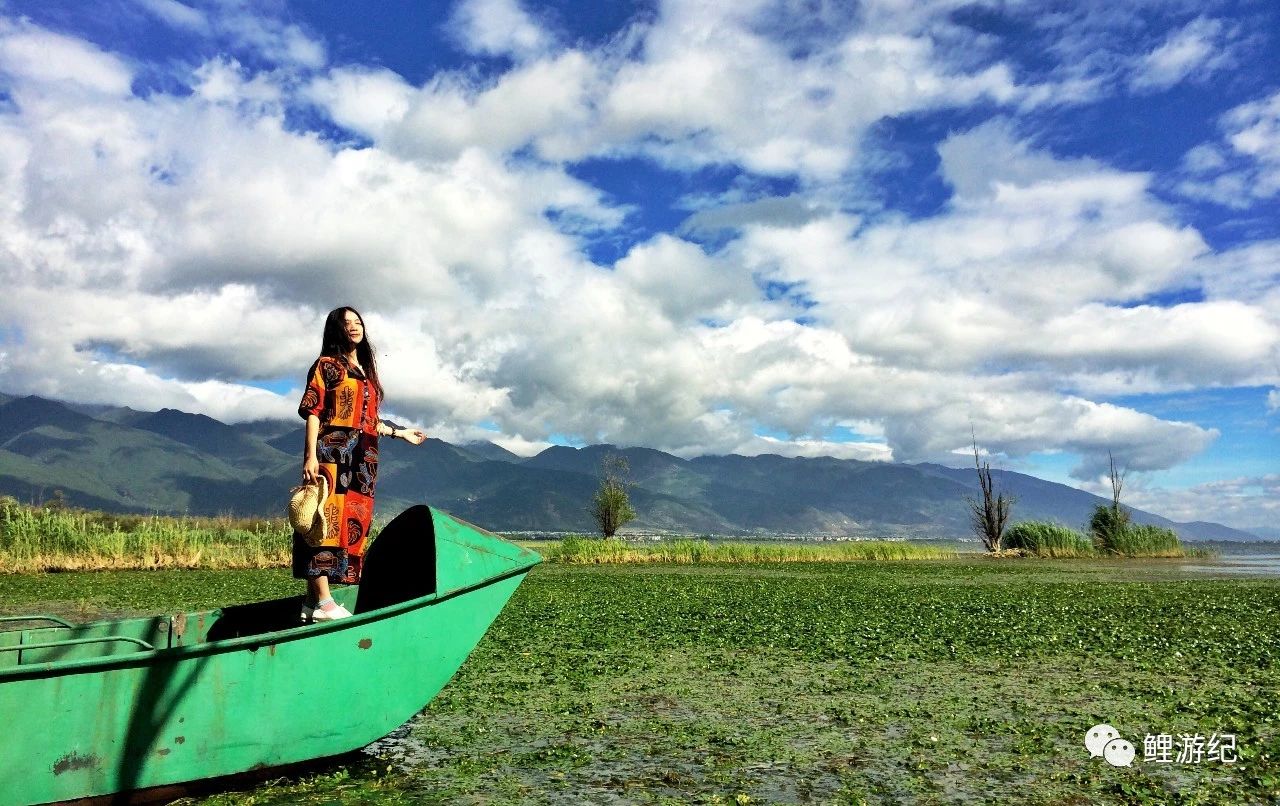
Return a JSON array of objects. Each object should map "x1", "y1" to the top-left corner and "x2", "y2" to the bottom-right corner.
[
  {"x1": 401, "y1": 429, "x2": 427, "y2": 446},
  {"x1": 302, "y1": 455, "x2": 320, "y2": 483}
]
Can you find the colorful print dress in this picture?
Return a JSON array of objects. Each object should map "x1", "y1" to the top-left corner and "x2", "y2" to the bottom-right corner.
[{"x1": 293, "y1": 356, "x2": 379, "y2": 584}]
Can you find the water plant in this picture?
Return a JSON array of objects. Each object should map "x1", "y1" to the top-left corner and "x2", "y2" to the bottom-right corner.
[
  {"x1": 545, "y1": 536, "x2": 958, "y2": 563},
  {"x1": 3, "y1": 559, "x2": 1274, "y2": 804}
]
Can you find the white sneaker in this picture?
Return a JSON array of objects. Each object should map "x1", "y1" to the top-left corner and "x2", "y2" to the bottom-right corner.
[{"x1": 309, "y1": 602, "x2": 353, "y2": 622}]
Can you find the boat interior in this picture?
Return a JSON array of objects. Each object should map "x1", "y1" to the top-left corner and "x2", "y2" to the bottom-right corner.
[{"x1": 0, "y1": 505, "x2": 443, "y2": 669}]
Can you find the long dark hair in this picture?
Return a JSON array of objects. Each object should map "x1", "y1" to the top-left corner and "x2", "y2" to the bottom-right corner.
[{"x1": 321, "y1": 306, "x2": 384, "y2": 400}]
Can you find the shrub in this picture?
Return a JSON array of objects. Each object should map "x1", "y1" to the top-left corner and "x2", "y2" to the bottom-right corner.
[
  {"x1": 591, "y1": 454, "x2": 637, "y2": 538},
  {"x1": 1088, "y1": 503, "x2": 1131, "y2": 550}
]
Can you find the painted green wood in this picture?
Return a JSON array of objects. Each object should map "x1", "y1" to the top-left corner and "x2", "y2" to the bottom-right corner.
[{"x1": 0, "y1": 509, "x2": 540, "y2": 806}]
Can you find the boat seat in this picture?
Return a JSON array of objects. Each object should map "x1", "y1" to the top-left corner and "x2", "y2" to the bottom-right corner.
[{"x1": 356, "y1": 504, "x2": 438, "y2": 614}]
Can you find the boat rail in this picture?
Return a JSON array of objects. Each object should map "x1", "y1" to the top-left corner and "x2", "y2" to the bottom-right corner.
[
  {"x1": 0, "y1": 635, "x2": 156, "y2": 664},
  {"x1": 0, "y1": 615, "x2": 75, "y2": 631}
]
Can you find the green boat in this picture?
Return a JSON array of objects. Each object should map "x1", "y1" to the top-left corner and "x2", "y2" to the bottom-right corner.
[{"x1": 0, "y1": 506, "x2": 540, "y2": 806}]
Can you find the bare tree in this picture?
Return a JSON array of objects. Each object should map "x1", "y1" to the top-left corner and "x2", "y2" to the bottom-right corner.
[
  {"x1": 968, "y1": 435, "x2": 1012, "y2": 553},
  {"x1": 591, "y1": 453, "x2": 637, "y2": 538},
  {"x1": 1090, "y1": 451, "x2": 1131, "y2": 549},
  {"x1": 1107, "y1": 450, "x2": 1127, "y2": 515}
]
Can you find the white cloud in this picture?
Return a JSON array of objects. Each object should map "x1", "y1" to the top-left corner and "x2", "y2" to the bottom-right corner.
[
  {"x1": 215, "y1": 6, "x2": 325, "y2": 69},
  {"x1": 132, "y1": 0, "x2": 325, "y2": 70},
  {"x1": 304, "y1": 1, "x2": 1023, "y2": 179},
  {"x1": 134, "y1": 0, "x2": 209, "y2": 33},
  {"x1": 734, "y1": 123, "x2": 1224, "y2": 384},
  {"x1": 449, "y1": 0, "x2": 553, "y2": 60},
  {"x1": 0, "y1": 20, "x2": 134, "y2": 96},
  {"x1": 726, "y1": 435, "x2": 892, "y2": 462},
  {"x1": 383, "y1": 51, "x2": 603, "y2": 164},
  {"x1": 1178, "y1": 89, "x2": 1280, "y2": 207},
  {"x1": 1130, "y1": 17, "x2": 1231, "y2": 92},
  {"x1": 1193, "y1": 240, "x2": 1280, "y2": 318},
  {"x1": 303, "y1": 67, "x2": 413, "y2": 142},
  {"x1": 592, "y1": 4, "x2": 1019, "y2": 179}
]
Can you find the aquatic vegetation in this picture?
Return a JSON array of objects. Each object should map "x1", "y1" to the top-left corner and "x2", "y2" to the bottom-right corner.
[
  {"x1": 2, "y1": 558, "x2": 1276, "y2": 803},
  {"x1": 544, "y1": 536, "x2": 959, "y2": 564}
]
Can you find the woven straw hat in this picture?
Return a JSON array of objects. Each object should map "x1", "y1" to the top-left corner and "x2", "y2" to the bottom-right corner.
[{"x1": 288, "y1": 475, "x2": 329, "y2": 545}]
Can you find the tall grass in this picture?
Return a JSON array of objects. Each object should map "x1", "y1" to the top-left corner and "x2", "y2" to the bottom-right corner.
[
  {"x1": 543, "y1": 536, "x2": 959, "y2": 564},
  {"x1": 0, "y1": 500, "x2": 292, "y2": 573},
  {"x1": 1004, "y1": 522, "x2": 1095, "y2": 558},
  {"x1": 1096, "y1": 522, "x2": 1191, "y2": 557},
  {"x1": 1004, "y1": 516, "x2": 1211, "y2": 558}
]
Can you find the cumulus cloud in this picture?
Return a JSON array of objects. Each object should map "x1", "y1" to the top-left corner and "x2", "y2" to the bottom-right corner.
[
  {"x1": 304, "y1": 0, "x2": 1022, "y2": 179},
  {"x1": 731, "y1": 122, "x2": 1239, "y2": 394},
  {"x1": 448, "y1": 0, "x2": 554, "y2": 61}
]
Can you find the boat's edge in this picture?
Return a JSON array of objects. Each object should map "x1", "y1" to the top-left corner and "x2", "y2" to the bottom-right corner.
[
  {"x1": 0, "y1": 557, "x2": 539, "y2": 682},
  {"x1": 46, "y1": 748, "x2": 368, "y2": 806}
]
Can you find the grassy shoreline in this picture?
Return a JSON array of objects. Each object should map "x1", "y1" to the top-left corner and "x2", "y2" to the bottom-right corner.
[{"x1": 1, "y1": 502, "x2": 1217, "y2": 574}]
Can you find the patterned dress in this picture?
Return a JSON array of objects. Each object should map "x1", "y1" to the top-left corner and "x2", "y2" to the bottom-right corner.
[{"x1": 293, "y1": 356, "x2": 380, "y2": 584}]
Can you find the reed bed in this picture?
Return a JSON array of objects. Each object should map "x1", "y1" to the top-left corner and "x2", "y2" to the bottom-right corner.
[
  {"x1": 0, "y1": 501, "x2": 292, "y2": 573},
  {"x1": 1097, "y1": 522, "x2": 1197, "y2": 557},
  {"x1": 1004, "y1": 519, "x2": 1212, "y2": 559},
  {"x1": 1003, "y1": 521, "x2": 1096, "y2": 558},
  {"x1": 542, "y1": 535, "x2": 959, "y2": 564}
]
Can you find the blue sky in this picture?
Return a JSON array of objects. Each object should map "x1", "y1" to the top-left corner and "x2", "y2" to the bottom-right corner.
[{"x1": 0, "y1": 0, "x2": 1276, "y2": 530}]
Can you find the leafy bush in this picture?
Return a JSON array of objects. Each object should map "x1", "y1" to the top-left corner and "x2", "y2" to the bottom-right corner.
[
  {"x1": 1089, "y1": 503, "x2": 1132, "y2": 550},
  {"x1": 1004, "y1": 521, "x2": 1094, "y2": 557},
  {"x1": 591, "y1": 454, "x2": 637, "y2": 538}
]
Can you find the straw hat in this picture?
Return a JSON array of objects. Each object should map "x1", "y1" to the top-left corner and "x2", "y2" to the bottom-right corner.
[{"x1": 288, "y1": 475, "x2": 329, "y2": 545}]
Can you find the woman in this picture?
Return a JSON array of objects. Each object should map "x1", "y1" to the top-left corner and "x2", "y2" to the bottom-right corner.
[{"x1": 296, "y1": 306, "x2": 426, "y2": 621}]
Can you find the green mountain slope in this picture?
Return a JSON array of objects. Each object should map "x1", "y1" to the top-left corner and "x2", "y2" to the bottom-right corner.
[{"x1": 0, "y1": 393, "x2": 1261, "y2": 540}]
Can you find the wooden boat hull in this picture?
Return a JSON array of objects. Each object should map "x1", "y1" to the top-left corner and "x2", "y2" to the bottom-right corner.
[{"x1": 0, "y1": 507, "x2": 539, "y2": 806}]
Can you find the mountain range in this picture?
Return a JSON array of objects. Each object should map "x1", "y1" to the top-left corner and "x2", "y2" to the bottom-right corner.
[{"x1": 0, "y1": 392, "x2": 1261, "y2": 541}]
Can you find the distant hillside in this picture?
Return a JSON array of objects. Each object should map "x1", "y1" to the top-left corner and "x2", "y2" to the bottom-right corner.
[{"x1": 0, "y1": 393, "x2": 1262, "y2": 541}]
